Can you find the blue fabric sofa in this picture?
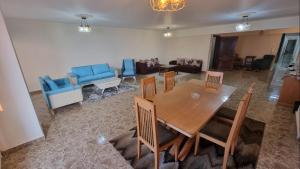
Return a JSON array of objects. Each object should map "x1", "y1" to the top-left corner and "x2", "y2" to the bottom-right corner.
[
  {"x1": 69, "y1": 64, "x2": 116, "y2": 85},
  {"x1": 39, "y1": 76, "x2": 83, "y2": 110}
]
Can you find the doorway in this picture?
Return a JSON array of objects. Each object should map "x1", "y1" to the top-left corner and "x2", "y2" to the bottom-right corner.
[
  {"x1": 271, "y1": 34, "x2": 300, "y2": 86},
  {"x1": 211, "y1": 36, "x2": 238, "y2": 70}
]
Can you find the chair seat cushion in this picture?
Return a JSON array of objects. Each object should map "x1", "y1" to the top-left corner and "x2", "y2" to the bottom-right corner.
[
  {"x1": 201, "y1": 119, "x2": 231, "y2": 142},
  {"x1": 216, "y1": 107, "x2": 236, "y2": 120},
  {"x1": 157, "y1": 124, "x2": 177, "y2": 146},
  {"x1": 123, "y1": 70, "x2": 135, "y2": 76}
]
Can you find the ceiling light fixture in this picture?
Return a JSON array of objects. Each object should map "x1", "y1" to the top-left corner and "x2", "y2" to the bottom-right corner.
[
  {"x1": 150, "y1": 0, "x2": 186, "y2": 12},
  {"x1": 163, "y1": 27, "x2": 172, "y2": 38},
  {"x1": 235, "y1": 15, "x2": 251, "y2": 32},
  {"x1": 78, "y1": 16, "x2": 92, "y2": 33}
]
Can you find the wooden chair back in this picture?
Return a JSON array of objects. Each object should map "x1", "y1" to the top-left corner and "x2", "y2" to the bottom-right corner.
[
  {"x1": 134, "y1": 96, "x2": 158, "y2": 151},
  {"x1": 141, "y1": 76, "x2": 157, "y2": 100},
  {"x1": 164, "y1": 71, "x2": 176, "y2": 92},
  {"x1": 226, "y1": 98, "x2": 247, "y2": 148},
  {"x1": 205, "y1": 71, "x2": 224, "y2": 89}
]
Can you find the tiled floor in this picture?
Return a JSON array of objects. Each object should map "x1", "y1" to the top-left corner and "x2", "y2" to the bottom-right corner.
[{"x1": 2, "y1": 70, "x2": 299, "y2": 169}]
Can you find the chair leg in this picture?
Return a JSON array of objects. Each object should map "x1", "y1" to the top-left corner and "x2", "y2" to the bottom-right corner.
[
  {"x1": 174, "y1": 144, "x2": 178, "y2": 161},
  {"x1": 154, "y1": 151, "x2": 160, "y2": 169},
  {"x1": 137, "y1": 140, "x2": 141, "y2": 159},
  {"x1": 222, "y1": 146, "x2": 230, "y2": 169},
  {"x1": 194, "y1": 133, "x2": 200, "y2": 155},
  {"x1": 230, "y1": 139, "x2": 237, "y2": 155}
]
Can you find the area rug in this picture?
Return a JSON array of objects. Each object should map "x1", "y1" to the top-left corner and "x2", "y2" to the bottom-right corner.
[
  {"x1": 82, "y1": 83, "x2": 138, "y2": 102},
  {"x1": 109, "y1": 117, "x2": 265, "y2": 169}
]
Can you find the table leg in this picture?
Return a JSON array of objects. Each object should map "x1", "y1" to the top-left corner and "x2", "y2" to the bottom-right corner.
[
  {"x1": 169, "y1": 134, "x2": 185, "y2": 156},
  {"x1": 178, "y1": 137, "x2": 195, "y2": 161}
]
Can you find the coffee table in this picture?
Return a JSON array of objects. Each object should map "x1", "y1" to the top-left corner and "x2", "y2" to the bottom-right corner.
[
  {"x1": 93, "y1": 77, "x2": 121, "y2": 94},
  {"x1": 159, "y1": 64, "x2": 178, "y2": 75}
]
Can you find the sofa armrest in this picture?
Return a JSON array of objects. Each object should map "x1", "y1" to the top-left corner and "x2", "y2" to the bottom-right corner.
[
  {"x1": 109, "y1": 67, "x2": 118, "y2": 77},
  {"x1": 46, "y1": 85, "x2": 81, "y2": 96},
  {"x1": 54, "y1": 78, "x2": 71, "y2": 86}
]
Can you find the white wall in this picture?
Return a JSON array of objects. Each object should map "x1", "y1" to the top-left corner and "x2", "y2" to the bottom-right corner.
[
  {"x1": 5, "y1": 15, "x2": 300, "y2": 91},
  {"x1": 6, "y1": 18, "x2": 165, "y2": 91},
  {"x1": 0, "y1": 11, "x2": 44, "y2": 151}
]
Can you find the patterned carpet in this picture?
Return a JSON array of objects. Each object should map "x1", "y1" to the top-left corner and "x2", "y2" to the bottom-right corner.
[
  {"x1": 110, "y1": 118, "x2": 265, "y2": 169},
  {"x1": 82, "y1": 82, "x2": 138, "y2": 102}
]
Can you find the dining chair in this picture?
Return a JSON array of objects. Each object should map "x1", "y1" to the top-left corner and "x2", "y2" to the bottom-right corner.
[
  {"x1": 134, "y1": 96, "x2": 180, "y2": 169},
  {"x1": 194, "y1": 98, "x2": 248, "y2": 169},
  {"x1": 164, "y1": 71, "x2": 176, "y2": 92},
  {"x1": 205, "y1": 71, "x2": 224, "y2": 89},
  {"x1": 141, "y1": 76, "x2": 157, "y2": 101},
  {"x1": 215, "y1": 82, "x2": 255, "y2": 123}
]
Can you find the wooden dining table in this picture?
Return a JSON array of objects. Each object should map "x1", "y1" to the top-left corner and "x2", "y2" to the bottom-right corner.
[{"x1": 153, "y1": 79, "x2": 236, "y2": 160}]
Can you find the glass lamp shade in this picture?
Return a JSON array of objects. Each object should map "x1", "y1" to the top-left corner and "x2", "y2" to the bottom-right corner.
[
  {"x1": 164, "y1": 32, "x2": 172, "y2": 37},
  {"x1": 235, "y1": 23, "x2": 251, "y2": 32},
  {"x1": 0, "y1": 104, "x2": 3, "y2": 112},
  {"x1": 78, "y1": 25, "x2": 92, "y2": 33}
]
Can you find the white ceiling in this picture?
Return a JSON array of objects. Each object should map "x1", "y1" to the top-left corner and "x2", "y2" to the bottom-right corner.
[{"x1": 0, "y1": 0, "x2": 299, "y2": 30}]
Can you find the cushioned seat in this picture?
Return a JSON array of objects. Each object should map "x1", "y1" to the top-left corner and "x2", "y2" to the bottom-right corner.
[
  {"x1": 123, "y1": 70, "x2": 135, "y2": 76},
  {"x1": 200, "y1": 119, "x2": 231, "y2": 142},
  {"x1": 78, "y1": 72, "x2": 114, "y2": 83},
  {"x1": 216, "y1": 107, "x2": 236, "y2": 120},
  {"x1": 157, "y1": 123, "x2": 177, "y2": 146}
]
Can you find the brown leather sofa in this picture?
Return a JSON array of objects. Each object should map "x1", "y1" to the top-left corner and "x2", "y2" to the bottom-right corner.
[
  {"x1": 136, "y1": 62, "x2": 160, "y2": 74},
  {"x1": 169, "y1": 59, "x2": 202, "y2": 73}
]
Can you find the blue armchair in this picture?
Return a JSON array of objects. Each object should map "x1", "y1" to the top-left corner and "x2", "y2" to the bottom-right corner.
[
  {"x1": 121, "y1": 59, "x2": 136, "y2": 81},
  {"x1": 39, "y1": 76, "x2": 83, "y2": 112}
]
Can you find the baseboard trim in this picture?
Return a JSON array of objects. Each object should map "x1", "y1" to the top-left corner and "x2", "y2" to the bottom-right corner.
[{"x1": 0, "y1": 136, "x2": 45, "y2": 158}]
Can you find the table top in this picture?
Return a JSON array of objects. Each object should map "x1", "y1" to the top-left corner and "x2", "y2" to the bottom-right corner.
[{"x1": 153, "y1": 79, "x2": 236, "y2": 137}]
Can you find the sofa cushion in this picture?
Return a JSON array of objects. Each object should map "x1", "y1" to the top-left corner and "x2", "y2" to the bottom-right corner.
[
  {"x1": 94, "y1": 72, "x2": 115, "y2": 79},
  {"x1": 72, "y1": 66, "x2": 93, "y2": 77},
  {"x1": 92, "y1": 64, "x2": 110, "y2": 75},
  {"x1": 78, "y1": 72, "x2": 115, "y2": 83}
]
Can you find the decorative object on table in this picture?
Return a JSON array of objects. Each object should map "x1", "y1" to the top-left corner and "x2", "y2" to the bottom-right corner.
[
  {"x1": 136, "y1": 58, "x2": 160, "y2": 74},
  {"x1": 164, "y1": 71, "x2": 176, "y2": 92},
  {"x1": 150, "y1": 0, "x2": 186, "y2": 12},
  {"x1": 169, "y1": 58, "x2": 202, "y2": 73},
  {"x1": 69, "y1": 63, "x2": 117, "y2": 86},
  {"x1": 121, "y1": 58, "x2": 136, "y2": 82},
  {"x1": 141, "y1": 76, "x2": 157, "y2": 102},
  {"x1": 134, "y1": 96, "x2": 181, "y2": 169},
  {"x1": 78, "y1": 15, "x2": 92, "y2": 33},
  {"x1": 82, "y1": 82, "x2": 137, "y2": 102},
  {"x1": 110, "y1": 117, "x2": 265, "y2": 169},
  {"x1": 205, "y1": 71, "x2": 224, "y2": 89},
  {"x1": 244, "y1": 56, "x2": 256, "y2": 70},
  {"x1": 39, "y1": 76, "x2": 83, "y2": 113}
]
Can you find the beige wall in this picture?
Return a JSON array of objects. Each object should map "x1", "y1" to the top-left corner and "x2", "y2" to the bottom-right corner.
[
  {"x1": 0, "y1": 11, "x2": 44, "y2": 151},
  {"x1": 224, "y1": 28, "x2": 300, "y2": 59}
]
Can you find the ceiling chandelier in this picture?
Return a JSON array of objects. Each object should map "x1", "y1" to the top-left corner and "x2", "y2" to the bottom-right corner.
[
  {"x1": 78, "y1": 16, "x2": 92, "y2": 33},
  {"x1": 163, "y1": 27, "x2": 172, "y2": 38},
  {"x1": 235, "y1": 15, "x2": 251, "y2": 32},
  {"x1": 150, "y1": 0, "x2": 186, "y2": 12}
]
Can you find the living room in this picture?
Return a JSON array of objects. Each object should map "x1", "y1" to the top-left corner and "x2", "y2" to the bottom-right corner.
[{"x1": 0, "y1": 0, "x2": 299, "y2": 169}]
